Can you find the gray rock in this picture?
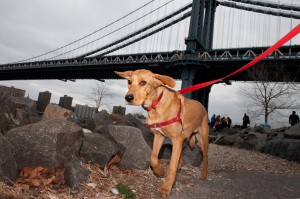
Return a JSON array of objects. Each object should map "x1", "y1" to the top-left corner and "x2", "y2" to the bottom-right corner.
[
  {"x1": 80, "y1": 133, "x2": 119, "y2": 166},
  {"x1": 97, "y1": 125, "x2": 152, "y2": 170},
  {"x1": 264, "y1": 138, "x2": 300, "y2": 162},
  {"x1": 238, "y1": 132, "x2": 267, "y2": 152},
  {"x1": 64, "y1": 158, "x2": 89, "y2": 191},
  {"x1": 0, "y1": 134, "x2": 18, "y2": 182},
  {"x1": 182, "y1": 144, "x2": 203, "y2": 166},
  {"x1": 284, "y1": 124, "x2": 300, "y2": 139},
  {"x1": 0, "y1": 92, "x2": 17, "y2": 134},
  {"x1": 159, "y1": 138, "x2": 203, "y2": 166},
  {"x1": 85, "y1": 110, "x2": 113, "y2": 131},
  {"x1": 14, "y1": 98, "x2": 39, "y2": 126},
  {"x1": 93, "y1": 125, "x2": 126, "y2": 157},
  {"x1": 114, "y1": 113, "x2": 153, "y2": 147},
  {"x1": 214, "y1": 133, "x2": 243, "y2": 146},
  {"x1": 5, "y1": 118, "x2": 83, "y2": 168}
]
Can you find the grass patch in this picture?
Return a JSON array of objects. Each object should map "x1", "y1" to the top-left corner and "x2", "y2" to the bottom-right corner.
[{"x1": 116, "y1": 183, "x2": 135, "y2": 199}]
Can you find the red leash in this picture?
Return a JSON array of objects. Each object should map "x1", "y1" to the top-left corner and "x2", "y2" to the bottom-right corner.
[{"x1": 179, "y1": 24, "x2": 300, "y2": 94}]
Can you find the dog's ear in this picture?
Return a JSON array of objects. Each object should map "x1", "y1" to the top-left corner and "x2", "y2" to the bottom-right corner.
[
  {"x1": 114, "y1": 71, "x2": 132, "y2": 80},
  {"x1": 153, "y1": 74, "x2": 176, "y2": 88}
]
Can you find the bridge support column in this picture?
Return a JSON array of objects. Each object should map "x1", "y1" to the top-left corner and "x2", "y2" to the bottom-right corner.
[
  {"x1": 180, "y1": 66, "x2": 211, "y2": 111},
  {"x1": 180, "y1": 66, "x2": 197, "y2": 99},
  {"x1": 192, "y1": 86, "x2": 211, "y2": 111}
]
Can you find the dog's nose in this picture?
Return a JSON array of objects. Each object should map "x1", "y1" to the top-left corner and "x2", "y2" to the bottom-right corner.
[{"x1": 125, "y1": 94, "x2": 134, "y2": 102}]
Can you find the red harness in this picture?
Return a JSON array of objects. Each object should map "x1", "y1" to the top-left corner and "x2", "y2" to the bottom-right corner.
[{"x1": 144, "y1": 91, "x2": 183, "y2": 129}]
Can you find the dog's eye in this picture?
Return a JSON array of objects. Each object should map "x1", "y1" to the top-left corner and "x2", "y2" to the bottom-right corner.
[
  {"x1": 140, "y1": 81, "x2": 147, "y2": 86},
  {"x1": 128, "y1": 80, "x2": 132, "y2": 85}
]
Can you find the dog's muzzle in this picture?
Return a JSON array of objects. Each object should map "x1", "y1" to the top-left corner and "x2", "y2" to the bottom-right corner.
[{"x1": 125, "y1": 94, "x2": 134, "y2": 103}]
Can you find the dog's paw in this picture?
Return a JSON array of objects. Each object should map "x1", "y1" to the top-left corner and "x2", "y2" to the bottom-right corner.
[
  {"x1": 201, "y1": 171, "x2": 207, "y2": 179},
  {"x1": 152, "y1": 165, "x2": 164, "y2": 177},
  {"x1": 159, "y1": 187, "x2": 171, "y2": 197}
]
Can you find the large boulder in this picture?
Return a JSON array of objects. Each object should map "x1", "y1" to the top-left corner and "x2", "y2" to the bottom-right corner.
[
  {"x1": 214, "y1": 133, "x2": 243, "y2": 146},
  {"x1": 43, "y1": 104, "x2": 77, "y2": 122},
  {"x1": 0, "y1": 134, "x2": 18, "y2": 182},
  {"x1": 5, "y1": 118, "x2": 83, "y2": 168},
  {"x1": 236, "y1": 132, "x2": 267, "y2": 152},
  {"x1": 80, "y1": 133, "x2": 119, "y2": 166},
  {"x1": 95, "y1": 125, "x2": 151, "y2": 170},
  {"x1": 264, "y1": 138, "x2": 300, "y2": 162},
  {"x1": 284, "y1": 124, "x2": 300, "y2": 139},
  {"x1": 114, "y1": 113, "x2": 153, "y2": 147},
  {"x1": 84, "y1": 110, "x2": 113, "y2": 131}
]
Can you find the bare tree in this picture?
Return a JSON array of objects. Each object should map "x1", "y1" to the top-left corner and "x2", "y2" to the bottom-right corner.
[
  {"x1": 239, "y1": 63, "x2": 300, "y2": 124},
  {"x1": 87, "y1": 82, "x2": 111, "y2": 111}
]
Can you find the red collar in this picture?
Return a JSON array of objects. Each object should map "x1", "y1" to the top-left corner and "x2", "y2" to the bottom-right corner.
[
  {"x1": 142, "y1": 91, "x2": 164, "y2": 111},
  {"x1": 146, "y1": 100, "x2": 183, "y2": 130}
]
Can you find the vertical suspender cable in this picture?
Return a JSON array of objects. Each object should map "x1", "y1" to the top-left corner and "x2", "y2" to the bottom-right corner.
[
  {"x1": 167, "y1": 0, "x2": 175, "y2": 51},
  {"x1": 227, "y1": 5, "x2": 232, "y2": 48},
  {"x1": 221, "y1": 5, "x2": 226, "y2": 48},
  {"x1": 277, "y1": 0, "x2": 281, "y2": 42},
  {"x1": 289, "y1": 0, "x2": 294, "y2": 46},
  {"x1": 149, "y1": 1, "x2": 154, "y2": 52},
  {"x1": 156, "y1": 0, "x2": 161, "y2": 52}
]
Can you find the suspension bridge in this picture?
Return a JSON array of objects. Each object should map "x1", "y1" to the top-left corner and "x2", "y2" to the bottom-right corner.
[{"x1": 0, "y1": 0, "x2": 300, "y2": 108}]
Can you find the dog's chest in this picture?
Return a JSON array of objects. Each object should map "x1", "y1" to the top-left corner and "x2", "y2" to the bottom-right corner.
[{"x1": 154, "y1": 127, "x2": 167, "y2": 136}]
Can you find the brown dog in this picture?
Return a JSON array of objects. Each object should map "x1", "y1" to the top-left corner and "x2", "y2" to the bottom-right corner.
[{"x1": 115, "y1": 69, "x2": 209, "y2": 197}]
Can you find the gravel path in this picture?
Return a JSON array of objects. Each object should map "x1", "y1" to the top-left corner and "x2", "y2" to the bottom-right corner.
[
  {"x1": 167, "y1": 144, "x2": 300, "y2": 199},
  {"x1": 123, "y1": 144, "x2": 300, "y2": 199}
]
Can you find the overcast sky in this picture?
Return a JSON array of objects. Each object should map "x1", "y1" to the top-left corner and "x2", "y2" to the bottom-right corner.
[{"x1": 0, "y1": 0, "x2": 299, "y2": 127}]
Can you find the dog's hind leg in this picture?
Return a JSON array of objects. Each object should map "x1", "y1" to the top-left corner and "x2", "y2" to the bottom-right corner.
[
  {"x1": 189, "y1": 134, "x2": 196, "y2": 148},
  {"x1": 150, "y1": 132, "x2": 165, "y2": 177},
  {"x1": 197, "y1": 122, "x2": 209, "y2": 179}
]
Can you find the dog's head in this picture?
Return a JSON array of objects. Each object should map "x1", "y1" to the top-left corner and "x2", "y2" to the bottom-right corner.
[{"x1": 114, "y1": 69, "x2": 176, "y2": 105}]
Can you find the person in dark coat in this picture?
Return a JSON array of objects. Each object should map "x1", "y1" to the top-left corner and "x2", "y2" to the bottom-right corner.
[
  {"x1": 289, "y1": 111, "x2": 299, "y2": 126},
  {"x1": 242, "y1": 113, "x2": 250, "y2": 129},
  {"x1": 227, "y1": 117, "x2": 232, "y2": 128}
]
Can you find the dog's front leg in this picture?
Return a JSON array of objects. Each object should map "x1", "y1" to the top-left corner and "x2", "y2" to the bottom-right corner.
[
  {"x1": 150, "y1": 131, "x2": 165, "y2": 177},
  {"x1": 159, "y1": 135, "x2": 184, "y2": 197}
]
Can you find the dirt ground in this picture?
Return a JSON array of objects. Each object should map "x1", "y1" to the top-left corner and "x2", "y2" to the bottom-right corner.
[
  {"x1": 1, "y1": 144, "x2": 300, "y2": 199},
  {"x1": 120, "y1": 144, "x2": 300, "y2": 199}
]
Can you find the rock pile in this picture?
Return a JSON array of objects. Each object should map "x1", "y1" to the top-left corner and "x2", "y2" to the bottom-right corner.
[
  {"x1": 0, "y1": 104, "x2": 202, "y2": 191},
  {"x1": 1, "y1": 99, "x2": 298, "y2": 192},
  {"x1": 211, "y1": 125, "x2": 300, "y2": 162}
]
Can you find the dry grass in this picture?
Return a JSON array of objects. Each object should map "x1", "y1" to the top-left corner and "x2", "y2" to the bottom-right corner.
[{"x1": 1, "y1": 144, "x2": 300, "y2": 199}]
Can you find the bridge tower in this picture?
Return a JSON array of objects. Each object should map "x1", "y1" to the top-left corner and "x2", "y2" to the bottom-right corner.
[{"x1": 182, "y1": 0, "x2": 217, "y2": 110}]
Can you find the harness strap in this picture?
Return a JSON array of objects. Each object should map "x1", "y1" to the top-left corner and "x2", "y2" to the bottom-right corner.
[
  {"x1": 146, "y1": 101, "x2": 182, "y2": 129},
  {"x1": 142, "y1": 91, "x2": 164, "y2": 111}
]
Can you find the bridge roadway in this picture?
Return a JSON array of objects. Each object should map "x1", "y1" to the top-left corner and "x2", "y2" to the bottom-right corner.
[{"x1": 0, "y1": 46, "x2": 299, "y2": 82}]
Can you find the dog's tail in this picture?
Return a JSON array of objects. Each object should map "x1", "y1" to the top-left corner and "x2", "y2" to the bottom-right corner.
[{"x1": 189, "y1": 134, "x2": 196, "y2": 148}]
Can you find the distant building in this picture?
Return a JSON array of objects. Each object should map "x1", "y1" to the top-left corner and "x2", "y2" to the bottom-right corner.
[
  {"x1": 75, "y1": 104, "x2": 96, "y2": 120},
  {"x1": 0, "y1": 85, "x2": 25, "y2": 97},
  {"x1": 37, "y1": 91, "x2": 51, "y2": 113},
  {"x1": 59, "y1": 95, "x2": 73, "y2": 110},
  {"x1": 113, "y1": 106, "x2": 126, "y2": 116}
]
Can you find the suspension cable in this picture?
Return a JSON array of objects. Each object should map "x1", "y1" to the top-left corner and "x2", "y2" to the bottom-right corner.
[{"x1": 18, "y1": 0, "x2": 156, "y2": 62}]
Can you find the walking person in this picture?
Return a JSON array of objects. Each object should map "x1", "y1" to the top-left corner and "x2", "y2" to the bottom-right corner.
[
  {"x1": 227, "y1": 117, "x2": 232, "y2": 128},
  {"x1": 210, "y1": 114, "x2": 216, "y2": 128},
  {"x1": 242, "y1": 114, "x2": 250, "y2": 129},
  {"x1": 289, "y1": 111, "x2": 299, "y2": 126}
]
